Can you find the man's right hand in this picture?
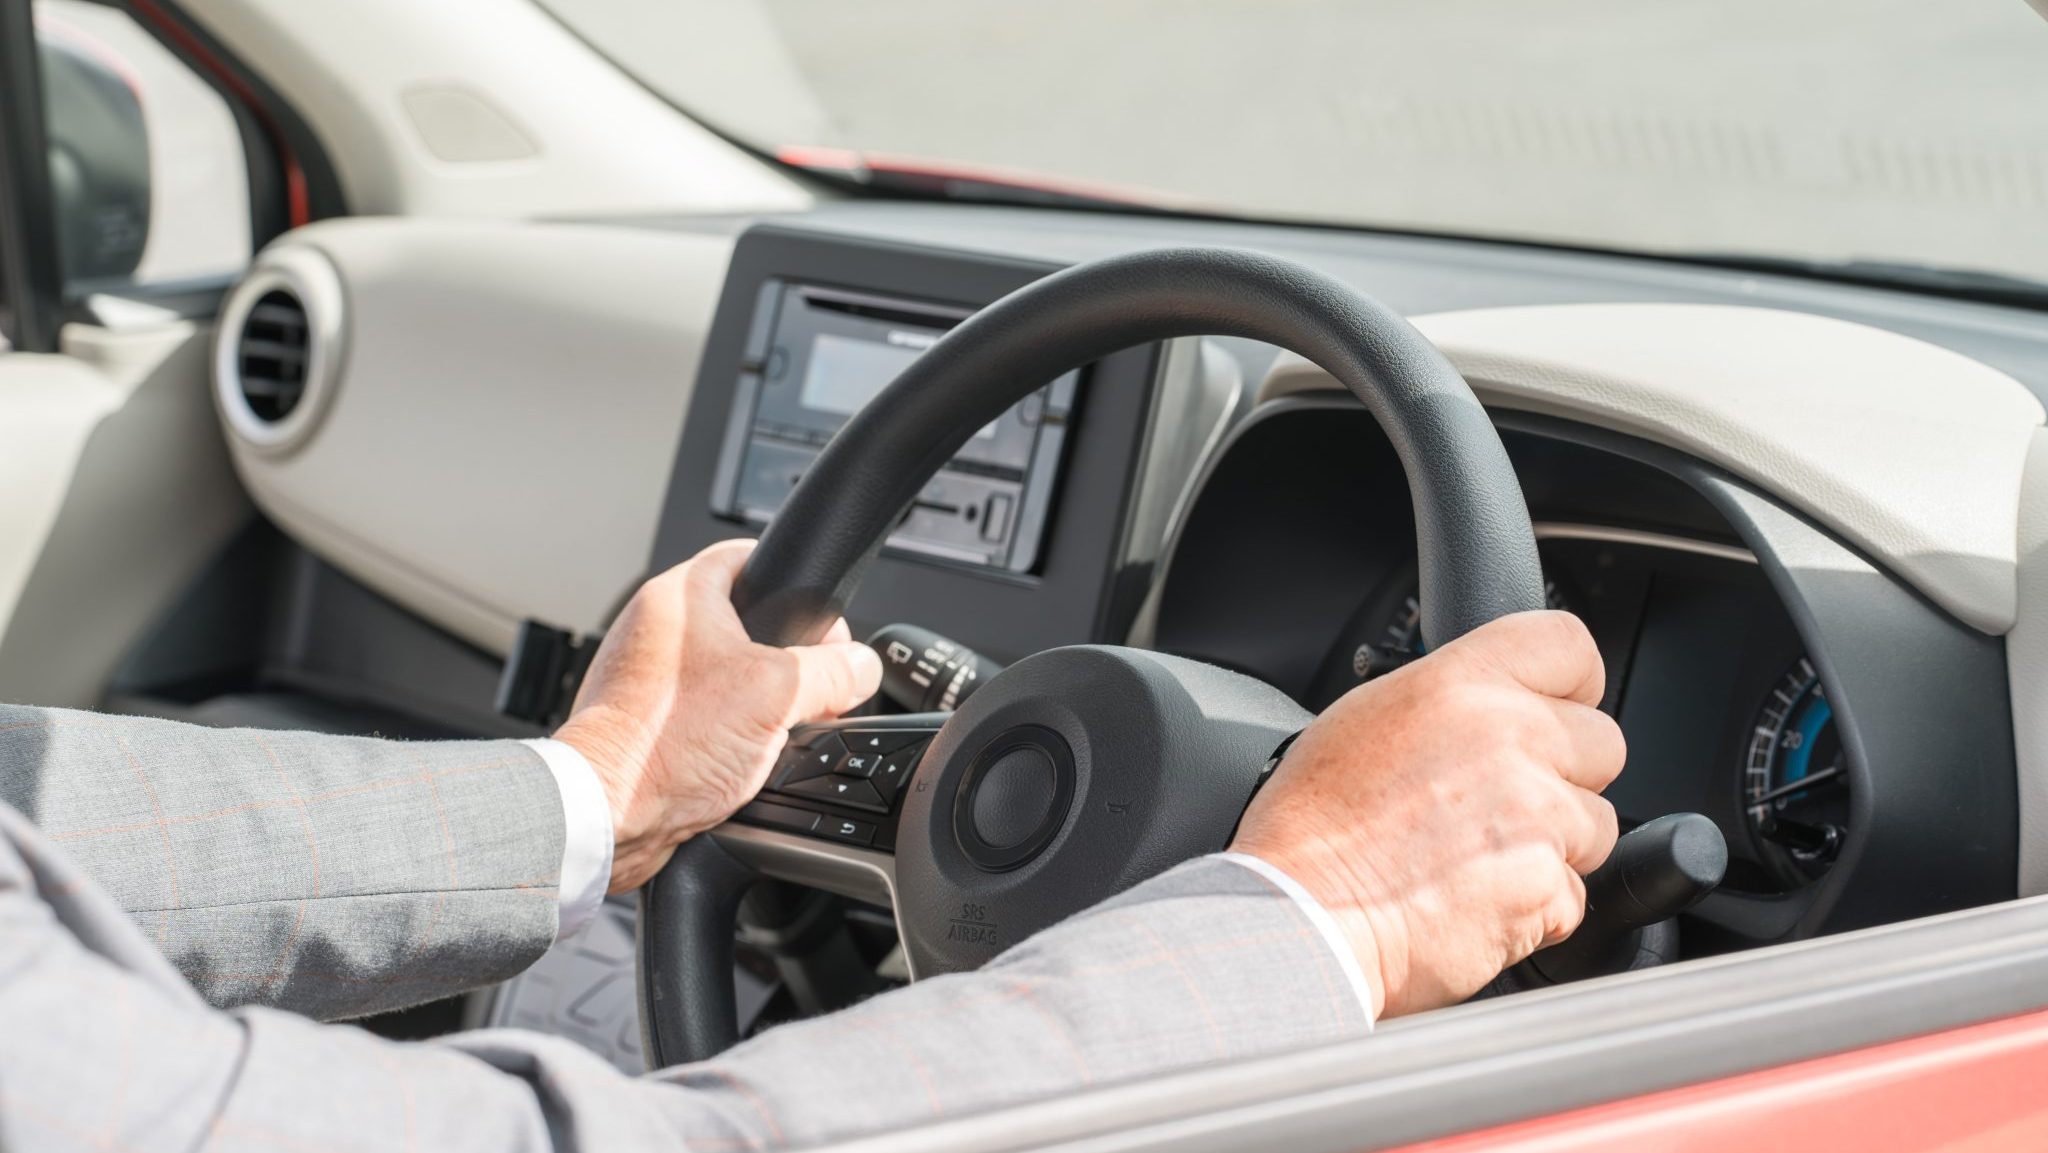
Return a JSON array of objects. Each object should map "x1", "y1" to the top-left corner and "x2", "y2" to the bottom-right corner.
[{"x1": 1229, "y1": 610, "x2": 1625, "y2": 1021}]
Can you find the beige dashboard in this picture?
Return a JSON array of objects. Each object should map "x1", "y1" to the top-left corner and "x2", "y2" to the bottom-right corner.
[
  {"x1": 210, "y1": 215, "x2": 2048, "y2": 891},
  {"x1": 216, "y1": 219, "x2": 736, "y2": 652},
  {"x1": 223, "y1": 218, "x2": 2046, "y2": 646}
]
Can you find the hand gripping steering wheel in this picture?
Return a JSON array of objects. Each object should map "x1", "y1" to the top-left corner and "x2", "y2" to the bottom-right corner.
[{"x1": 636, "y1": 247, "x2": 1548, "y2": 1065}]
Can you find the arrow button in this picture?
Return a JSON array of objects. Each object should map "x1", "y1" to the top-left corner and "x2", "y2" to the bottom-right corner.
[
  {"x1": 774, "y1": 732, "x2": 847, "y2": 787},
  {"x1": 777, "y1": 772, "x2": 887, "y2": 813},
  {"x1": 841, "y1": 729, "x2": 929, "y2": 756}
]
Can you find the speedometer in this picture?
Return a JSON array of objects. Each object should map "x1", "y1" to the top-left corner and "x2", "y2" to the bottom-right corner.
[
  {"x1": 1744, "y1": 656, "x2": 1849, "y2": 886},
  {"x1": 1368, "y1": 579, "x2": 1571, "y2": 666},
  {"x1": 1306, "y1": 575, "x2": 1572, "y2": 709}
]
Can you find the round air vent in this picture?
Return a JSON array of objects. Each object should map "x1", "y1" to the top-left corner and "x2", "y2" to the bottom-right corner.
[
  {"x1": 237, "y1": 289, "x2": 310, "y2": 421},
  {"x1": 214, "y1": 245, "x2": 345, "y2": 453}
]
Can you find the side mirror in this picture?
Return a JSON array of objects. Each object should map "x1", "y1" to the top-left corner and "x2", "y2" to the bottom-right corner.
[{"x1": 40, "y1": 32, "x2": 150, "y2": 285}]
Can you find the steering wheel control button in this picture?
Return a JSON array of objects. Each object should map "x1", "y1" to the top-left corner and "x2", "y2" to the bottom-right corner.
[
  {"x1": 780, "y1": 773, "x2": 887, "y2": 812},
  {"x1": 735, "y1": 801, "x2": 822, "y2": 836},
  {"x1": 834, "y1": 751, "x2": 882, "y2": 779},
  {"x1": 874, "y1": 742, "x2": 927, "y2": 800},
  {"x1": 843, "y1": 729, "x2": 926, "y2": 756},
  {"x1": 954, "y1": 726, "x2": 1076, "y2": 873},
  {"x1": 818, "y1": 815, "x2": 876, "y2": 847},
  {"x1": 778, "y1": 732, "x2": 845, "y2": 786}
]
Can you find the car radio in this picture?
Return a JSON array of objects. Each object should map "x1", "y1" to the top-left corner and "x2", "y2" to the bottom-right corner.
[{"x1": 707, "y1": 279, "x2": 1077, "y2": 574}]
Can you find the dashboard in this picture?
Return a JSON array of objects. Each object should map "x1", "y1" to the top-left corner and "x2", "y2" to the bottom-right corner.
[
  {"x1": 1142, "y1": 399, "x2": 1983, "y2": 948},
  {"x1": 1305, "y1": 530, "x2": 1827, "y2": 899},
  {"x1": 198, "y1": 201, "x2": 2048, "y2": 975},
  {"x1": 650, "y1": 226, "x2": 1212, "y2": 663}
]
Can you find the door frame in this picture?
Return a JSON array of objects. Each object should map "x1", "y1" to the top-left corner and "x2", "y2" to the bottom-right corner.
[
  {"x1": 817, "y1": 891, "x2": 2048, "y2": 1153},
  {"x1": 0, "y1": 0, "x2": 340, "y2": 351},
  {"x1": 0, "y1": 0, "x2": 64, "y2": 353}
]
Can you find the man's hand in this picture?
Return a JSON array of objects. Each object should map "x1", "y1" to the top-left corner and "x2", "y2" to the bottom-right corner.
[
  {"x1": 554, "y1": 540, "x2": 882, "y2": 892},
  {"x1": 1230, "y1": 610, "x2": 1624, "y2": 1020}
]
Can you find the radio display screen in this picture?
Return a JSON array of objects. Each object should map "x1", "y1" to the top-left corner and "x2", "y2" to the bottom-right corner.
[
  {"x1": 713, "y1": 280, "x2": 1078, "y2": 574},
  {"x1": 799, "y1": 332, "x2": 923, "y2": 418},
  {"x1": 802, "y1": 331, "x2": 998, "y2": 440}
]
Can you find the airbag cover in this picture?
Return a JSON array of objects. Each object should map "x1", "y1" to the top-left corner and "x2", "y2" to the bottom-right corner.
[{"x1": 895, "y1": 645, "x2": 1311, "y2": 975}]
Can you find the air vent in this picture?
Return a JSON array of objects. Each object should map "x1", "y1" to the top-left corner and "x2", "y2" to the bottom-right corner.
[
  {"x1": 215, "y1": 245, "x2": 343, "y2": 454},
  {"x1": 237, "y1": 289, "x2": 310, "y2": 422}
]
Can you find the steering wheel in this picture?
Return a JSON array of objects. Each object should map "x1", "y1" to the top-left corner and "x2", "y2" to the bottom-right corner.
[{"x1": 636, "y1": 247, "x2": 1547, "y2": 1065}]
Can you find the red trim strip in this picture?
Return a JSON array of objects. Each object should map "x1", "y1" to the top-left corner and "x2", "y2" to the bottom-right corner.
[
  {"x1": 1382, "y1": 1007, "x2": 2048, "y2": 1153},
  {"x1": 126, "y1": 0, "x2": 309, "y2": 227},
  {"x1": 774, "y1": 143, "x2": 1192, "y2": 210}
]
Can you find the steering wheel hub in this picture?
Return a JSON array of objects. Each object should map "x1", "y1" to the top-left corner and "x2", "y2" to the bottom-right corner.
[
  {"x1": 894, "y1": 645, "x2": 1309, "y2": 975},
  {"x1": 955, "y1": 726, "x2": 1072, "y2": 870}
]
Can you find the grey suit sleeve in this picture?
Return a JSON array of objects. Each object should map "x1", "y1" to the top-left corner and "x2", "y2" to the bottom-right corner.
[
  {"x1": 0, "y1": 703, "x2": 566, "y2": 1019},
  {"x1": 0, "y1": 793, "x2": 1369, "y2": 1152}
]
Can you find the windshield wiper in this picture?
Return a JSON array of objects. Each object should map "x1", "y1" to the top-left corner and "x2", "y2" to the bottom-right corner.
[
  {"x1": 775, "y1": 145, "x2": 1178, "y2": 212},
  {"x1": 1684, "y1": 252, "x2": 2048, "y2": 310}
]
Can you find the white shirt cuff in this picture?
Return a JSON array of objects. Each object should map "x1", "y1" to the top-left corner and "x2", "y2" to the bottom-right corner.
[
  {"x1": 523, "y1": 738, "x2": 614, "y2": 939},
  {"x1": 1212, "y1": 851, "x2": 1375, "y2": 1028}
]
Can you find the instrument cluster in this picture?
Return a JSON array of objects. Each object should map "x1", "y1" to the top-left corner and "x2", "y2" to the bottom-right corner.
[{"x1": 1302, "y1": 529, "x2": 1839, "y2": 897}]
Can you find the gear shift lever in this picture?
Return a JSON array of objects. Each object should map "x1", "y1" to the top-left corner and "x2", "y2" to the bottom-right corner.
[{"x1": 1497, "y1": 812, "x2": 1727, "y2": 991}]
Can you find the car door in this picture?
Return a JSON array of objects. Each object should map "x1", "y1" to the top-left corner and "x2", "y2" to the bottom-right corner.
[
  {"x1": 0, "y1": 0, "x2": 316, "y2": 710},
  {"x1": 804, "y1": 888, "x2": 2048, "y2": 1153}
]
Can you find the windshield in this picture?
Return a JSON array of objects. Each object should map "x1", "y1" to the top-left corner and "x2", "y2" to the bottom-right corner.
[{"x1": 541, "y1": 0, "x2": 2048, "y2": 289}]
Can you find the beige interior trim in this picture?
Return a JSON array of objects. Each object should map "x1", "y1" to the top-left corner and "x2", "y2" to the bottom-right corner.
[
  {"x1": 0, "y1": 325, "x2": 250, "y2": 708},
  {"x1": 0, "y1": 356, "x2": 124, "y2": 642},
  {"x1": 232, "y1": 237, "x2": 2048, "y2": 653},
  {"x1": 1263, "y1": 303, "x2": 2046, "y2": 635},
  {"x1": 2010, "y1": 428, "x2": 2048, "y2": 895},
  {"x1": 223, "y1": 219, "x2": 737, "y2": 654},
  {"x1": 180, "y1": 0, "x2": 809, "y2": 219}
]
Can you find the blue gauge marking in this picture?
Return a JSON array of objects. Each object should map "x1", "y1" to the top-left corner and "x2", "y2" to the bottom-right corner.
[
  {"x1": 1746, "y1": 656, "x2": 1848, "y2": 884},
  {"x1": 1775, "y1": 691, "x2": 1834, "y2": 800}
]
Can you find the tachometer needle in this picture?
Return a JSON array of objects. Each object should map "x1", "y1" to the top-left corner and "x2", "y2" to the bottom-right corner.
[{"x1": 1752, "y1": 764, "x2": 1844, "y2": 807}]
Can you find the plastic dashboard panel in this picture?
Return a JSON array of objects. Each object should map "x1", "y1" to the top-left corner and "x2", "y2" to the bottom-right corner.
[
  {"x1": 1263, "y1": 304, "x2": 2046, "y2": 635},
  {"x1": 1150, "y1": 393, "x2": 2017, "y2": 942},
  {"x1": 651, "y1": 225, "x2": 1169, "y2": 662},
  {"x1": 212, "y1": 205, "x2": 2048, "y2": 906},
  {"x1": 1543, "y1": 412, "x2": 2019, "y2": 937}
]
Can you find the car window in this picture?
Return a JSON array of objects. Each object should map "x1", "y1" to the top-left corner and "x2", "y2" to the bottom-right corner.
[
  {"x1": 36, "y1": 0, "x2": 251, "y2": 296},
  {"x1": 548, "y1": 0, "x2": 2048, "y2": 293}
]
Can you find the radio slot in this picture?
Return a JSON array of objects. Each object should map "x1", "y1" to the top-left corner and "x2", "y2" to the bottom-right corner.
[{"x1": 709, "y1": 278, "x2": 1076, "y2": 575}]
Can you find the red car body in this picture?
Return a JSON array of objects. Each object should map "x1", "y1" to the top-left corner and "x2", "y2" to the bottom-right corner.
[{"x1": 1392, "y1": 1009, "x2": 2048, "y2": 1152}]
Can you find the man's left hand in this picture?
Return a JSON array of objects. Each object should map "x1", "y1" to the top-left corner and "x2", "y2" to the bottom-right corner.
[{"x1": 554, "y1": 539, "x2": 882, "y2": 892}]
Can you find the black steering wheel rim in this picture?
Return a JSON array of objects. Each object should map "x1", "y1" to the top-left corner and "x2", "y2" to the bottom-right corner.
[
  {"x1": 731, "y1": 246, "x2": 1543, "y2": 653},
  {"x1": 638, "y1": 246, "x2": 1545, "y2": 1067}
]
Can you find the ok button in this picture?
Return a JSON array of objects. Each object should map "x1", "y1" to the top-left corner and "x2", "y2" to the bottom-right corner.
[{"x1": 835, "y1": 752, "x2": 881, "y2": 779}]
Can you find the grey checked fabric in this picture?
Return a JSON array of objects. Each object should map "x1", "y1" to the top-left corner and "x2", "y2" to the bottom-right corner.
[
  {"x1": 0, "y1": 704, "x2": 1371, "y2": 1151},
  {"x1": 0, "y1": 704, "x2": 565, "y2": 1018}
]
